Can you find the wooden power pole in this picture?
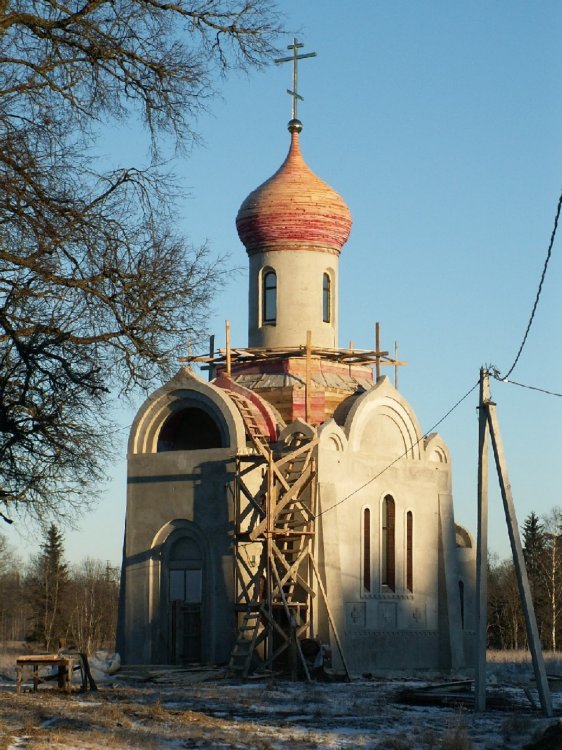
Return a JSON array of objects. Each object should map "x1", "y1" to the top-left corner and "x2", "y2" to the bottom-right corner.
[{"x1": 475, "y1": 368, "x2": 552, "y2": 716}]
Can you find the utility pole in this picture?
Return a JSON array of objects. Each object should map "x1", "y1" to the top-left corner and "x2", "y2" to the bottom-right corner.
[
  {"x1": 475, "y1": 368, "x2": 489, "y2": 711},
  {"x1": 475, "y1": 368, "x2": 552, "y2": 716}
]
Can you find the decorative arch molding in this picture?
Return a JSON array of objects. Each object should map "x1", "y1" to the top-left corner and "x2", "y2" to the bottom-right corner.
[
  {"x1": 425, "y1": 433, "x2": 451, "y2": 464},
  {"x1": 318, "y1": 419, "x2": 347, "y2": 453},
  {"x1": 455, "y1": 523, "x2": 474, "y2": 549},
  {"x1": 151, "y1": 518, "x2": 209, "y2": 554},
  {"x1": 344, "y1": 377, "x2": 422, "y2": 460},
  {"x1": 128, "y1": 367, "x2": 246, "y2": 455},
  {"x1": 278, "y1": 418, "x2": 317, "y2": 445}
]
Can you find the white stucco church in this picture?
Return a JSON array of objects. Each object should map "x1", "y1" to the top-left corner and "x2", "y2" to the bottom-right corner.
[{"x1": 117, "y1": 88, "x2": 476, "y2": 676}]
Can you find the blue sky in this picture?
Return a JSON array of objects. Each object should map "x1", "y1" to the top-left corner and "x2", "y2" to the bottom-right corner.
[{"x1": 6, "y1": 1, "x2": 562, "y2": 565}]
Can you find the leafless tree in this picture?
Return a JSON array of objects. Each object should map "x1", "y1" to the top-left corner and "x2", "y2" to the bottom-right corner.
[
  {"x1": 68, "y1": 559, "x2": 119, "y2": 653},
  {"x1": 0, "y1": 0, "x2": 283, "y2": 522},
  {"x1": 539, "y1": 508, "x2": 562, "y2": 651},
  {"x1": 0, "y1": 532, "x2": 29, "y2": 640},
  {"x1": 488, "y1": 554, "x2": 524, "y2": 650}
]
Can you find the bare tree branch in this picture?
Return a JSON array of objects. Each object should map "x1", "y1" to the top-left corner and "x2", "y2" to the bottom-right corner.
[{"x1": 0, "y1": 0, "x2": 284, "y2": 523}]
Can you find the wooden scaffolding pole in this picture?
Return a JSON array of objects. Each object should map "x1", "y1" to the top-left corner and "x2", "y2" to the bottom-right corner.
[
  {"x1": 475, "y1": 368, "x2": 552, "y2": 716},
  {"x1": 225, "y1": 320, "x2": 232, "y2": 377},
  {"x1": 375, "y1": 322, "x2": 381, "y2": 381}
]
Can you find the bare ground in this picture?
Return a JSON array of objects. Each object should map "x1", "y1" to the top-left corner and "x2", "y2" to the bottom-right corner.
[{"x1": 1, "y1": 655, "x2": 562, "y2": 749}]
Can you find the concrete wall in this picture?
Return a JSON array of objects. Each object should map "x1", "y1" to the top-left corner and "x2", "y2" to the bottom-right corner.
[
  {"x1": 121, "y1": 449, "x2": 237, "y2": 664},
  {"x1": 248, "y1": 249, "x2": 339, "y2": 349},
  {"x1": 315, "y1": 377, "x2": 474, "y2": 675},
  {"x1": 117, "y1": 368, "x2": 247, "y2": 665}
]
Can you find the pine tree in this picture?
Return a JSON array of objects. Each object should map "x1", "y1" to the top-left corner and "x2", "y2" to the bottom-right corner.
[
  {"x1": 523, "y1": 512, "x2": 546, "y2": 580},
  {"x1": 522, "y1": 511, "x2": 547, "y2": 645},
  {"x1": 26, "y1": 525, "x2": 69, "y2": 649}
]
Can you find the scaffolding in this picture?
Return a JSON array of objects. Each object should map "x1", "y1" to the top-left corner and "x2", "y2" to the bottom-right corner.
[
  {"x1": 227, "y1": 394, "x2": 349, "y2": 680},
  {"x1": 183, "y1": 324, "x2": 404, "y2": 679}
]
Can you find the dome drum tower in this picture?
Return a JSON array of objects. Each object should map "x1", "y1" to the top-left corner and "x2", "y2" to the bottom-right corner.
[{"x1": 237, "y1": 122, "x2": 352, "y2": 351}]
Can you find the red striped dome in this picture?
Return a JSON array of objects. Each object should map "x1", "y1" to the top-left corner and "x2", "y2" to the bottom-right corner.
[{"x1": 236, "y1": 129, "x2": 352, "y2": 256}]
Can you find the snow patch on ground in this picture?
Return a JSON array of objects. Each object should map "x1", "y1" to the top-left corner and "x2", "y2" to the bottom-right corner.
[{"x1": 1, "y1": 662, "x2": 561, "y2": 749}]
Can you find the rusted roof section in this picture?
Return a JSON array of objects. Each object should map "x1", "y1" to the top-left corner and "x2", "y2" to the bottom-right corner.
[{"x1": 236, "y1": 129, "x2": 352, "y2": 256}]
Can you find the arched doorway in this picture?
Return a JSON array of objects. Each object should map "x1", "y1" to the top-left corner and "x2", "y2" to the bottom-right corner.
[{"x1": 166, "y1": 533, "x2": 205, "y2": 664}]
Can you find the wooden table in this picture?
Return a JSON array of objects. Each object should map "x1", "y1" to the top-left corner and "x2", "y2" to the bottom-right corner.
[{"x1": 16, "y1": 654, "x2": 75, "y2": 694}]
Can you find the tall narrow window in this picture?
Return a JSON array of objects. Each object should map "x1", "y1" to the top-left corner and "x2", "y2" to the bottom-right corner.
[
  {"x1": 363, "y1": 508, "x2": 371, "y2": 592},
  {"x1": 406, "y1": 511, "x2": 413, "y2": 592},
  {"x1": 262, "y1": 269, "x2": 277, "y2": 324},
  {"x1": 459, "y1": 580, "x2": 465, "y2": 628},
  {"x1": 381, "y1": 495, "x2": 395, "y2": 591},
  {"x1": 322, "y1": 272, "x2": 331, "y2": 323}
]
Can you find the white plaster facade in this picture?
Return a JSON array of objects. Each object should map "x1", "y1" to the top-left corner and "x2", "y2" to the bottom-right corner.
[{"x1": 248, "y1": 249, "x2": 339, "y2": 349}]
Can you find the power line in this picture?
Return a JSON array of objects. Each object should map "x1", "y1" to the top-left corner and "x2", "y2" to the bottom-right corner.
[
  {"x1": 314, "y1": 380, "x2": 479, "y2": 520},
  {"x1": 491, "y1": 371, "x2": 562, "y2": 398},
  {"x1": 500, "y1": 190, "x2": 562, "y2": 380}
]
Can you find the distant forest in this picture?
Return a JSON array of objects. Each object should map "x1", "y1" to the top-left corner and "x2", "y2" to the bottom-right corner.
[
  {"x1": 489, "y1": 509, "x2": 562, "y2": 651},
  {"x1": 0, "y1": 524, "x2": 118, "y2": 651},
  {"x1": 1, "y1": 511, "x2": 562, "y2": 654}
]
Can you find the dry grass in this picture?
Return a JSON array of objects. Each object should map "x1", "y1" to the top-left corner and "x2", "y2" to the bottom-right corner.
[
  {"x1": 488, "y1": 649, "x2": 562, "y2": 667},
  {"x1": 439, "y1": 725, "x2": 474, "y2": 750},
  {"x1": 0, "y1": 643, "x2": 556, "y2": 750}
]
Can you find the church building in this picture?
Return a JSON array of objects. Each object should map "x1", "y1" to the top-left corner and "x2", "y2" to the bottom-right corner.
[{"x1": 117, "y1": 63, "x2": 475, "y2": 675}]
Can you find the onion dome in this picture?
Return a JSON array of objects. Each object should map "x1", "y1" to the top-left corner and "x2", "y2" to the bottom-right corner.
[{"x1": 236, "y1": 121, "x2": 352, "y2": 256}]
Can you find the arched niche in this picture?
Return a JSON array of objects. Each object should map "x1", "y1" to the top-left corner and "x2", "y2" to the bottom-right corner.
[
  {"x1": 345, "y1": 377, "x2": 422, "y2": 461},
  {"x1": 157, "y1": 406, "x2": 224, "y2": 451},
  {"x1": 128, "y1": 368, "x2": 246, "y2": 455},
  {"x1": 425, "y1": 433, "x2": 451, "y2": 464}
]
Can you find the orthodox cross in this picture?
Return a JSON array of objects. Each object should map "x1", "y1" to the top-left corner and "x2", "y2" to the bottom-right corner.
[{"x1": 274, "y1": 38, "x2": 317, "y2": 121}]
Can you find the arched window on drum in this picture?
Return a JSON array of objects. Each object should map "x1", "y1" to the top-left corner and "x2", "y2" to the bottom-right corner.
[
  {"x1": 262, "y1": 268, "x2": 277, "y2": 325},
  {"x1": 322, "y1": 272, "x2": 331, "y2": 323}
]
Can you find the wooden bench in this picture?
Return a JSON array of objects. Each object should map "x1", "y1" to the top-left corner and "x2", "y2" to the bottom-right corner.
[{"x1": 16, "y1": 654, "x2": 76, "y2": 694}]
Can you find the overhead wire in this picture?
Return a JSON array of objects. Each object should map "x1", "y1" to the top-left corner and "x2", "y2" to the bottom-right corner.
[
  {"x1": 499, "y1": 190, "x2": 562, "y2": 381},
  {"x1": 490, "y1": 372, "x2": 562, "y2": 398},
  {"x1": 314, "y1": 379, "x2": 479, "y2": 520},
  {"x1": 312, "y1": 191, "x2": 562, "y2": 520}
]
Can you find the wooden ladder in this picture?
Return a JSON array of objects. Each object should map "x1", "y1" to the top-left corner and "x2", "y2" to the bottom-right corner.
[
  {"x1": 227, "y1": 391, "x2": 271, "y2": 457},
  {"x1": 229, "y1": 604, "x2": 265, "y2": 677}
]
